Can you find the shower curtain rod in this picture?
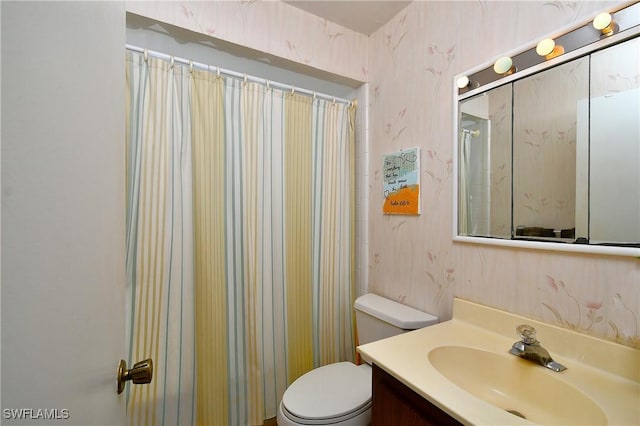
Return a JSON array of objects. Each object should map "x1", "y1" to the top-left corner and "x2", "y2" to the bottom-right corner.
[{"x1": 125, "y1": 44, "x2": 354, "y2": 107}]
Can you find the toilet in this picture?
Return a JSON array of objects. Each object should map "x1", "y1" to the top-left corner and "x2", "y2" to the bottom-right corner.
[{"x1": 277, "y1": 293, "x2": 438, "y2": 426}]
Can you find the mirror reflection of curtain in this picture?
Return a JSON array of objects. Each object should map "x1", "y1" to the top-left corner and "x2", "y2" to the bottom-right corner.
[
  {"x1": 125, "y1": 50, "x2": 356, "y2": 426},
  {"x1": 459, "y1": 130, "x2": 473, "y2": 235}
]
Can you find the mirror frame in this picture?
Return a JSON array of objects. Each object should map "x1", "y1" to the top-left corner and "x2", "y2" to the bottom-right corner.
[{"x1": 452, "y1": 3, "x2": 640, "y2": 257}]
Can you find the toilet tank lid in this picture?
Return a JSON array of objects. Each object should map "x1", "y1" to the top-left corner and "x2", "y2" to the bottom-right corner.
[{"x1": 354, "y1": 293, "x2": 438, "y2": 329}]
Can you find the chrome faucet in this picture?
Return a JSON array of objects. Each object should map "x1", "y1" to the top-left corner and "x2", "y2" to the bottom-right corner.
[{"x1": 509, "y1": 325, "x2": 567, "y2": 372}]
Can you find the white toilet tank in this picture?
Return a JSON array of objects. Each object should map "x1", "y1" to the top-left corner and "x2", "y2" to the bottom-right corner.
[{"x1": 354, "y1": 293, "x2": 438, "y2": 345}]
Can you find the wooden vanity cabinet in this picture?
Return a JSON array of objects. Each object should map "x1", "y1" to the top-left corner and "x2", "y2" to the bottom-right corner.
[{"x1": 371, "y1": 363, "x2": 463, "y2": 426}]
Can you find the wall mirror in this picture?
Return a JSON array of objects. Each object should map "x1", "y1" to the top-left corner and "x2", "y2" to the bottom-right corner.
[{"x1": 454, "y1": 2, "x2": 640, "y2": 256}]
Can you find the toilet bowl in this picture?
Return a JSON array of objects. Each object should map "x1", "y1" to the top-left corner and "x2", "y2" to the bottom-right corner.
[
  {"x1": 277, "y1": 362, "x2": 372, "y2": 426},
  {"x1": 277, "y1": 293, "x2": 438, "y2": 426}
]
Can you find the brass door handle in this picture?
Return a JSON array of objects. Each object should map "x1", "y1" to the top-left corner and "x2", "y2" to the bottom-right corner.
[{"x1": 117, "y1": 358, "x2": 153, "y2": 394}]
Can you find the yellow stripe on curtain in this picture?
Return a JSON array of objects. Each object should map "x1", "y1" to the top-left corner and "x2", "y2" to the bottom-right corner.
[
  {"x1": 319, "y1": 103, "x2": 339, "y2": 365},
  {"x1": 191, "y1": 71, "x2": 229, "y2": 426},
  {"x1": 284, "y1": 93, "x2": 314, "y2": 383}
]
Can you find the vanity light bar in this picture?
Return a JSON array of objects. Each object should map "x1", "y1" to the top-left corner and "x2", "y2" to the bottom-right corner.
[{"x1": 457, "y1": 1, "x2": 639, "y2": 96}]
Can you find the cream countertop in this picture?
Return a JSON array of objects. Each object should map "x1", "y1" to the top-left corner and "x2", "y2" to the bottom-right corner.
[{"x1": 357, "y1": 298, "x2": 640, "y2": 426}]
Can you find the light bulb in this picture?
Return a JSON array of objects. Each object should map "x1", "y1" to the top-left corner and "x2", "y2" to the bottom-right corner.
[
  {"x1": 493, "y1": 56, "x2": 514, "y2": 75},
  {"x1": 456, "y1": 76, "x2": 470, "y2": 89},
  {"x1": 536, "y1": 38, "x2": 564, "y2": 60},
  {"x1": 593, "y1": 12, "x2": 614, "y2": 35},
  {"x1": 536, "y1": 39, "x2": 555, "y2": 56}
]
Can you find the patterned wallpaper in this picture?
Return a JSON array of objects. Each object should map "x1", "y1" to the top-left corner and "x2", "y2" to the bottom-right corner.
[
  {"x1": 126, "y1": 0, "x2": 640, "y2": 349},
  {"x1": 367, "y1": 0, "x2": 639, "y2": 349},
  {"x1": 126, "y1": 1, "x2": 368, "y2": 82}
]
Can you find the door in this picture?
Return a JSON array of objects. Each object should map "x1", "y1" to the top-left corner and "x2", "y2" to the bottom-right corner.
[{"x1": 2, "y1": 2, "x2": 127, "y2": 424}]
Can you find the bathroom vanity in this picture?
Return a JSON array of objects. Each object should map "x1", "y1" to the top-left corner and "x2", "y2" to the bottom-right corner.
[
  {"x1": 371, "y1": 363, "x2": 461, "y2": 426},
  {"x1": 358, "y1": 298, "x2": 640, "y2": 425}
]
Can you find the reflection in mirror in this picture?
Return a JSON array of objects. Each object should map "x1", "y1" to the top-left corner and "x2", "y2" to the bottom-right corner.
[
  {"x1": 458, "y1": 84, "x2": 512, "y2": 238},
  {"x1": 588, "y1": 37, "x2": 640, "y2": 245},
  {"x1": 513, "y1": 57, "x2": 589, "y2": 242}
]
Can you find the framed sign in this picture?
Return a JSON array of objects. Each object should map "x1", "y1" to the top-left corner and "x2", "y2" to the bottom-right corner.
[{"x1": 383, "y1": 147, "x2": 421, "y2": 215}]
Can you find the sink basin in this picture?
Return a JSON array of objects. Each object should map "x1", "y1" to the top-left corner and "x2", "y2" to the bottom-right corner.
[{"x1": 428, "y1": 346, "x2": 607, "y2": 425}]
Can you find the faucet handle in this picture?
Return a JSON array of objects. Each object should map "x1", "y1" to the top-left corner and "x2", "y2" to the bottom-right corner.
[{"x1": 516, "y1": 324, "x2": 538, "y2": 344}]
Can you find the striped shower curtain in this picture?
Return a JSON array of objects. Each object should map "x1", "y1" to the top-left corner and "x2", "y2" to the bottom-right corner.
[{"x1": 125, "y1": 51, "x2": 356, "y2": 426}]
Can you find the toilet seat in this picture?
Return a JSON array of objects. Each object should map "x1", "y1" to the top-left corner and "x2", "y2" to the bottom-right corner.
[
  {"x1": 280, "y1": 400, "x2": 371, "y2": 425},
  {"x1": 281, "y1": 362, "x2": 372, "y2": 425}
]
